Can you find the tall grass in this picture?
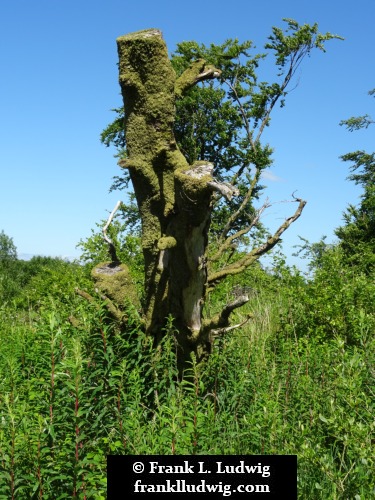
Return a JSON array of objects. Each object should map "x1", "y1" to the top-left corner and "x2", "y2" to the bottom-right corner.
[{"x1": 0, "y1": 275, "x2": 373, "y2": 498}]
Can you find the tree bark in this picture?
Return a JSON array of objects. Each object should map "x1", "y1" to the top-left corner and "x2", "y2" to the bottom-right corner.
[
  {"x1": 114, "y1": 29, "x2": 306, "y2": 372},
  {"x1": 117, "y1": 29, "x2": 220, "y2": 368}
]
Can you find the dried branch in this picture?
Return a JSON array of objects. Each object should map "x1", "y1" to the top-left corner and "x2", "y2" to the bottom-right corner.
[
  {"x1": 204, "y1": 292, "x2": 251, "y2": 333},
  {"x1": 217, "y1": 295, "x2": 250, "y2": 323},
  {"x1": 210, "y1": 200, "x2": 270, "y2": 262},
  {"x1": 103, "y1": 200, "x2": 122, "y2": 263},
  {"x1": 207, "y1": 180, "x2": 239, "y2": 201},
  {"x1": 210, "y1": 314, "x2": 253, "y2": 338},
  {"x1": 208, "y1": 196, "x2": 306, "y2": 287}
]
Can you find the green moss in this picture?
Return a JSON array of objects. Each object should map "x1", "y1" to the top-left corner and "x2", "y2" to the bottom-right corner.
[
  {"x1": 116, "y1": 28, "x2": 215, "y2": 351},
  {"x1": 117, "y1": 27, "x2": 177, "y2": 217},
  {"x1": 175, "y1": 59, "x2": 221, "y2": 97},
  {"x1": 92, "y1": 262, "x2": 140, "y2": 309},
  {"x1": 175, "y1": 167, "x2": 212, "y2": 197},
  {"x1": 116, "y1": 28, "x2": 162, "y2": 42},
  {"x1": 157, "y1": 236, "x2": 177, "y2": 250}
]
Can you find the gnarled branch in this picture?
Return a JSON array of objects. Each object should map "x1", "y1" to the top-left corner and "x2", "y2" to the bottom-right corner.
[
  {"x1": 204, "y1": 291, "x2": 251, "y2": 334},
  {"x1": 175, "y1": 59, "x2": 221, "y2": 97},
  {"x1": 207, "y1": 180, "x2": 240, "y2": 201},
  {"x1": 208, "y1": 196, "x2": 306, "y2": 287},
  {"x1": 210, "y1": 200, "x2": 270, "y2": 262},
  {"x1": 210, "y1": 314, "x2": 253, "y2": 338}
]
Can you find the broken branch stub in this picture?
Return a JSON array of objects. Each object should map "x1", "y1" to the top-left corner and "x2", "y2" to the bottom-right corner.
[
  {"x1": 207, "y1": 181, "x2": 240, "y2": 201},
  {"x1": 175, "y1": 59, "x2": 222, "y2": 97}
]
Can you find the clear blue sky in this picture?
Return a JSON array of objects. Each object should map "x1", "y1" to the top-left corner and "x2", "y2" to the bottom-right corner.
[{"x1": 0, "y1": 0, "x2": 374, "y2": 267}]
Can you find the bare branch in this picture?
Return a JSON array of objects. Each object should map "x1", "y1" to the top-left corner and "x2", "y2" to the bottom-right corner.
[
  {"x1": 103, "y1": 200, "x2": 122, "y2": 263},
  {"x1": 211, "y1": 314, "x2": 253, "y2": 338},
  {"x1": 204, "y1": 291, "x2": 251, "y2": 333},
  {"x1": 208, "y1": 196, "x2": 306, "y2": 286},
  {"x1": 210, "y1": 200, "x2": 270, "y2": 262},
  {"x1": 207, "y1": 180, "x2": 239, "y2": 201},
  {"x1": 217, "y1": 295, "x2": 250, "y2": 323}
]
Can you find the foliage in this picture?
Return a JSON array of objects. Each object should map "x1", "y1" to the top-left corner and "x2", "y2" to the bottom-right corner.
[
  {"x1": 335, "y1": 88, "x2": 375, "y2": 270},
  {"x1": 101, "y1": 19, "x2": 341, "y2": 247},
  {"x1": 2, "y1": 22, "x2": 372, "y2": 500},
  {"x1": 0, "y1": 255, "x2": 91, "y2": 308},
  {"x1": 280, "y1": 245, "x2": 375, "y2": 346},
  {"x1": 0, "y1": 251, "x2": 373, "y2": 498},
  {"x1": 0, "y1": 230, "x2": 17, "y2": 261}
]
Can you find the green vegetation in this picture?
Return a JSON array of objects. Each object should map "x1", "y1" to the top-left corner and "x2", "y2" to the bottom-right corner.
[
  {"x1": 99, "y1": 21, "x2": 342, "y2": 368},
  {"x1": 0, "y1": 24, "x2": 373, "y2": 500},
  {"x1": 335, "y1": 88, "x2": 375, "y2": 271},
  {"x1": 0, "y1": 232, "x2": 373, "y2": 498}
]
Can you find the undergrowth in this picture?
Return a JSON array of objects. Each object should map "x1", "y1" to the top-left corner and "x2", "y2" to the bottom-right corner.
[{"x1": 0, "y1": 256, "x2": 373, "y2": 499}]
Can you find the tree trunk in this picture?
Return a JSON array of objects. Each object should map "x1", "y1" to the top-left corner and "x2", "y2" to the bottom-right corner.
[
  {"x1": 113, "y1": 28, "x2": 307, "y2": 371},
  {"x1": 117, "y1": 29, "x2": 219, "y2": 368}
]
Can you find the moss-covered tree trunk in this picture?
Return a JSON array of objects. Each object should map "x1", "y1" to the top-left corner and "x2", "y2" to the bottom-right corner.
[{"x1": 116, "y1": 29, "x2": 222, "y2": 367}]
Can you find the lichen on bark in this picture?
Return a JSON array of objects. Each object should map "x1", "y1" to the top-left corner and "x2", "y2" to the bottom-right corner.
[
  {"x1": 89, "y1": 27, "x2": 308, "y2": 373},
  {"x1": 115, "y1": 29, "x2": 225, "y2": 368},
  {"x1": 92, "y1": 262, "x2": 139, "y2": 308}
]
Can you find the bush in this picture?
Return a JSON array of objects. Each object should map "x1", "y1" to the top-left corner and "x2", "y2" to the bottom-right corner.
[{"x1": 280, "y1": 246, "x2": 375, "y2": 346}]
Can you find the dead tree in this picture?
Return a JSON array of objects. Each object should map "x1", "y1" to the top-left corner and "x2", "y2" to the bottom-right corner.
[{"x1": 82, "y1": 28, "x2": 306, "y2": 371}]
